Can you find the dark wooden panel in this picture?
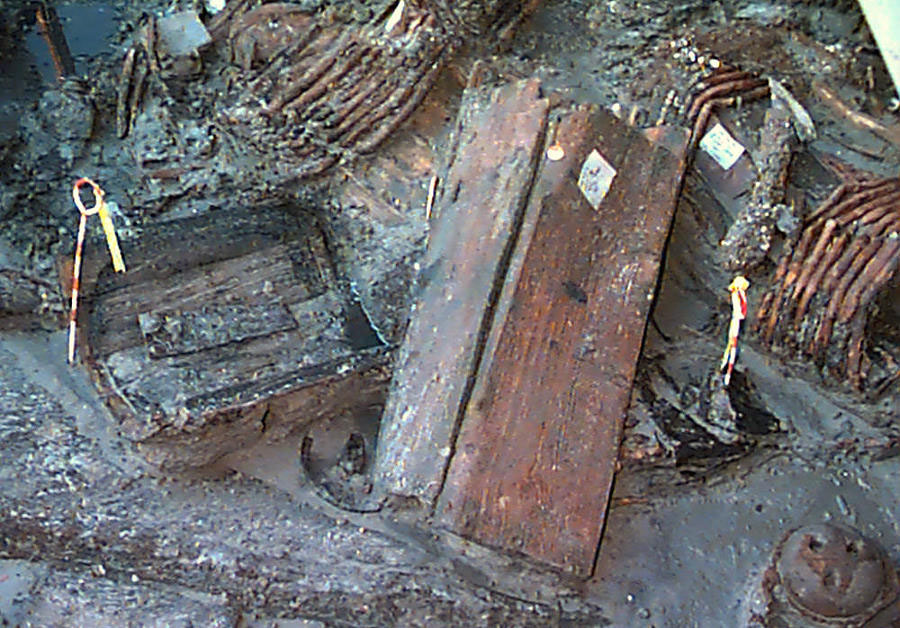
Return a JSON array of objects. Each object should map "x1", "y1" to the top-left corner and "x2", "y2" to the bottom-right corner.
[
  {"x1": 435, "y1": 109, "x2": 689, "y2": 576},
  {"x1": 138, "y1": 301, "x2": 298, "y2": 358},
  {"x1": 76, "y1": 205, "x2": 390, "y2": 471},
  {"x1": 92, "y1": 244, "x2": 314, "y2": 358},
  {"x1": 374, "y1": 79, "x2": 549, "y2": 503}
]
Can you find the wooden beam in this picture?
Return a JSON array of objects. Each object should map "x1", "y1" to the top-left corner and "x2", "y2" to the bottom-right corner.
[{"x1": 374, "y1": 79, "x2": 550, "y2": 504}]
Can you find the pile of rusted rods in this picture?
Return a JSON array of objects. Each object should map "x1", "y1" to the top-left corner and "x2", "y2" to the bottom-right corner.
[
  {"x1": 685, "y1": 68, "x2": 770, "y2": 148},
  {"x1": 222, "y1": 3, "x2": 450, "y2": 179},
  {"x1": 756, "y1": 177, "x2": 900, "y2": 389}
]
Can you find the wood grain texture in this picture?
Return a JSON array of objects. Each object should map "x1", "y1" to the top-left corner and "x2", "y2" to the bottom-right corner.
[
  {"x1": 374, "y1": 79, "x2": 549, "y2": 503},
  {"x1": 77, "y1": 205, "x2": 389, "y2": 470},
  {"x1": 436, "y1": 109, "x2": 689, "y2": 576}
]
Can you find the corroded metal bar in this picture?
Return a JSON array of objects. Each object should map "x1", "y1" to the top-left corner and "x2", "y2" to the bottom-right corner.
[{"x1": 35, "y1": 3, "x2": 75, "y2": 80}]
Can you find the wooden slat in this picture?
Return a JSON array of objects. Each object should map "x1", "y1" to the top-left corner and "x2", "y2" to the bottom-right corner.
[
  {"x1": 138, "y1": 302, "x2": 298, "y2": 358},
  {"x1": 374, "y1": 79, "x2": 549, "y2": 504},
  {"x1": 91, "y1": 244, "x2": 316, "y2": 357},
  {"x1": 435, "y1": 108, "x2": 689, "y2": 576}
]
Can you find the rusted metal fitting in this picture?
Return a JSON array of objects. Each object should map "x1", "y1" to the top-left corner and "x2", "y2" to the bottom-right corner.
[
  {"x1": 773, "y1": 524, "x2": 899, "y2": 625},
  {"x1": 300, "y1": 406, "x2": 382, "y2": 513}
]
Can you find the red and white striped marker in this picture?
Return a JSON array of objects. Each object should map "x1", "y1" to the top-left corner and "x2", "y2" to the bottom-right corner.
[{"x1": 68, "y1": 178, "x2": 126, "y2": 364}]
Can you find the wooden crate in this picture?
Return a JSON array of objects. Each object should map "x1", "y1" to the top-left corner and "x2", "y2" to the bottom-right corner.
[{"x1": 75, "y1": 205, "x2": 389, "y2": 470}]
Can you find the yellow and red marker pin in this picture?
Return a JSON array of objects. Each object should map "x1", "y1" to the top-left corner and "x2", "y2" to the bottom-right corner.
[{"x1": 720, "y1": 275, "x2": 749, "y2": 386}]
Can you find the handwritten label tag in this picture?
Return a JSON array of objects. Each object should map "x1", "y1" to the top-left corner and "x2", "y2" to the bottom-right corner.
[
  {"x1": 578, "y1": 149, "x2": 617, "y2": 210},
  {"x1": 699, "y1": 122, "x2": 745, "y2": 170}
]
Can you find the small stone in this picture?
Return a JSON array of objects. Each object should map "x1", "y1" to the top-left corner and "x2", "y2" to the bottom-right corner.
[{"x1": 156, "y1": 11, "x2": 212, "y2": 58}]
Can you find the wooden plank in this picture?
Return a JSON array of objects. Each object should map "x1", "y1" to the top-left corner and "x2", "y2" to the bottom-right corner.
[
  {"x1": 374, "y1": 79, "x2": 549, "y2": 504},
  {"x1": 138, "y1": 301, "x2": 298, "y2": 358},
  {"x1": 435, "y1": 108, "x2": 689, "y2": 576},
  {"x1": 76, "y1": 205, "x2": 390, "y2": 471},
  {"x1": 93, "y1": 244, "x2": 312, "y2": 358}
]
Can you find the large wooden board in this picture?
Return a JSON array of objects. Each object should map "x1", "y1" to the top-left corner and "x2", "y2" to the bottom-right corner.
[
  {"x1": 374, "y1": 79, "x2": 549, "y2": 503},
  {"x1": 435, "y1": 109, "x2": 689, "y2": 575}
]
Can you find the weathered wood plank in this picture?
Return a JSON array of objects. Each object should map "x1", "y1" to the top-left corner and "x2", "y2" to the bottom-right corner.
[
  {"x1": 374, "y1": 79, "x2": 549, "y2": 503},
  {"x1": 76, "y1": 205, "x2": 390, "y2": 471},
  {"x1": 92, "y1": 244, "x2": 314, "y2": 358},
  {"x1": 435, "y1": 109, "x2": 689, "y2": 576}
]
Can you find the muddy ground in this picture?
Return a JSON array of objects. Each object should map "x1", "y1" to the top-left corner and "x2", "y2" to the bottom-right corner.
[{"x1": 1, "y1": 0, "x2": 900, "y2": 625}]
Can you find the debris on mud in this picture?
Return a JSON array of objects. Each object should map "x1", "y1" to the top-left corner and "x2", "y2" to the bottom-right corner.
[
  {"x1": 2, "y1": 0, "x2": 900, "y2": 625},
  {"x1": 718, "y1": 86, "x2": 801, "y2": 272},
  {"x1": 0, "y1": 268, "x2": 62, "y2": 331}
]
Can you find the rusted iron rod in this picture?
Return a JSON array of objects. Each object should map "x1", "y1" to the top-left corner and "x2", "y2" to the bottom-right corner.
[
  {"x1": 35, "y1": 2, "x2": 75, "y2": 81},
  {"x1": 813, "y1": 81, "x2": 900, "y2": 148}
]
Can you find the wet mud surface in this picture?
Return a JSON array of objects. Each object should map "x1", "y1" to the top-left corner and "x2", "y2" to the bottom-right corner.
[{"x1": 2, "y1": 0, "x2": 900, "y2": 625}]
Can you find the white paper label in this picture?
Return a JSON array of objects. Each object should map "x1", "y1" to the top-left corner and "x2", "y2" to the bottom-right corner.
[
  {"x1": 699, "y1": 122, "x2": 745, "y2": 170},
  {"x1": 578, "y1": 149, "x2": 617, "y2": 210}
]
